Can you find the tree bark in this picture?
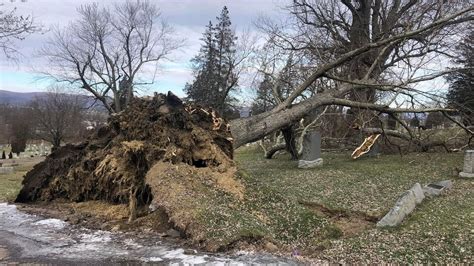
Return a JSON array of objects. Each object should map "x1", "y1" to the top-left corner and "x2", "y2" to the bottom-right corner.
[
  {"x1": 281, "y1": 125, "x2": 298, "y2": 160},
  {"x1": 229, "y1": 92, "x2": 459, "y2": 149}
]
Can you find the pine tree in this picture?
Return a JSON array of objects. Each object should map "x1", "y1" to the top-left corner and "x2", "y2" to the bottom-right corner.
[
  {"x1": 185, "y1": 21, "x2": 217, "y2": 107},
  {"x1": 185, "y1": 6, "x2": 238, "y2": 118},
  {"x1": 447, "y1": 32, "x2": 474, "y2": 125},
  {"x1": 252, "y1": 74, "x2": 276, "y2": 115}
]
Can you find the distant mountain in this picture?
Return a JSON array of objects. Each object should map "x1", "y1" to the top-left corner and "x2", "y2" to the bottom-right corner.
[
  {"x1": 0, "y1": 90, "x2": 106, "y2": 111},
  {"x1": 0, "y1": 90, "x2": 45, "y2": 105}
]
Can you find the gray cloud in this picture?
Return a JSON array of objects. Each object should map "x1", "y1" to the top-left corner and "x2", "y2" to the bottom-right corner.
[{"x1": 0, "y1": 0, "x2": 286, "y2": 93}]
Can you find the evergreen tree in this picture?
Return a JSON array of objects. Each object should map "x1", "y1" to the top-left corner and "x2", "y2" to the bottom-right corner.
[
  {"x1": 185, "y1": 6, "x2": 238, "y2": 117},
  {"x1": 252, "y1": 74, "x2": 276, "y2": 115},
  {"x1": 185, "y1": 22, "x2": 217, "y2": 107},
  {"x1": 447, "y1": 32, "x2": 474, "y2": 125}
]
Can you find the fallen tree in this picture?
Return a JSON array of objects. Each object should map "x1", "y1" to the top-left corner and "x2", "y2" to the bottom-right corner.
[
  {"x1": 231, "y1": 5, "x2": 474, "y2": 149},
  {"x1": 16, "y1": 93, "x2": 250, "y2": 250}
]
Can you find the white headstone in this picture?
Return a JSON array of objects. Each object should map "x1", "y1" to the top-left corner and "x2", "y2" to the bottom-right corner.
[
  {"x1": 0, "y1": 167, "x2": 14, "y2": 175},
  {"x1": 459, "y1": 150, "x2": 474, "y2": 178}
]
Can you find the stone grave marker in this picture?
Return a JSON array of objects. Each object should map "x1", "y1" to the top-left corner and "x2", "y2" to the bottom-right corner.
[
  {"x1": 378, "y1": 180, "x2": 453, "y2": 227},
  {"x1": 0, "y1": 167, "x2": 14, "y2": 175},
  {"x1": 298, "y1": 131, "x2": 323, "y2": 169},
  {"x1": 367, "y1": 142, "x2": 381, "y2": 157},
  {"x1": 459, "y1": 150, "x2": 474, "y2": 178}
]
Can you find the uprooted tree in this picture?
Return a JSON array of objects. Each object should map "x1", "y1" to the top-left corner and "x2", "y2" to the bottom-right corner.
[
  {"x1": 38, "y1": 1, "x2": 474, "y2": 152},
  {"x1": 15, "y1": 1, "x2": 474, "y2": 251},
  {"x1": 237, "y1": 1, "x2": 474, "y2": 152},
  {"x1": 16, "y1": 93, "x2": 245, "y2": 250}
]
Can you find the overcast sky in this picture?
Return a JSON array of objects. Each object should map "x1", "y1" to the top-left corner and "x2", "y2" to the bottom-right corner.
[{"x1": 0, "y1": 0, "x2": 286, "y2": 97}]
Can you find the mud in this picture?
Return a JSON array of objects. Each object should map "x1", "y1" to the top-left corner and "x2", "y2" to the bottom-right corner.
[
  {"x1": 15, "y1": 92, "x2": 244, "y2": 251},
  {"x1": 299, "y1": 201, "x2": 378, "y2": 237}
]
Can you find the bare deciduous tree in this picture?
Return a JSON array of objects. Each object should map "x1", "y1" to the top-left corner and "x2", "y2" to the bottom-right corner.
[
  {"x1": 40, "y1": 0, "x2": 183, "y2": 113},
  {"x1": 29, "y1": 87, "x2": 84, "y2": 150},
  {"x1": 231, "y1": 2, "x2": 473, "y2": 150},
  {"x1": 0, "y1": 1, "x2": 40, "y2": 59}
]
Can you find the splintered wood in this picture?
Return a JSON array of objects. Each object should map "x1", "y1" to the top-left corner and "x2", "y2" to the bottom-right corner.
[
  {"x1": 351, "y1": 134, "x2": 381, "y2": 159},
  {"x1": 184, "y1": 106, "x2": 231, "y2": 133}
]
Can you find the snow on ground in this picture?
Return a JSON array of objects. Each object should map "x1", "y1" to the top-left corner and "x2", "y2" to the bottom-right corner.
[
  {"x1": 33, "y1": 219, "x2": 68, "y2": 229},
  {"x1": 0, "y1": 203, "x2": 295, "y2": 264}
]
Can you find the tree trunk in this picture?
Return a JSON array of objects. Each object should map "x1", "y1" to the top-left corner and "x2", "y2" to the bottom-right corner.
[
  {"x1": 229, "y1": 93, "x2": 458, "y2": 149},
  {"x1": 230, "y1": 94, "x2": 331, "y2": 148},
  {"x1": 265, "y1": 143, "x2": 286, "y2": 159},
  {"x1": 281, "y1": 125, "x2": 298, "y2": 160},
  {"x1": 52, "y1": 137, "x2": 61, "y2": 151}
]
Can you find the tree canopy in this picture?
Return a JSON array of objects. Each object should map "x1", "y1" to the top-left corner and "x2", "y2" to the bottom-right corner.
[
  {"x1": 40, "y1": 0, "x2": 181, "y2": 113},
  {"x1": 184, "y1": 6, "x2": 239, "y2": 118},
  {"x1": 447, "y1": 31, "x2": 474, "y2": 125}
]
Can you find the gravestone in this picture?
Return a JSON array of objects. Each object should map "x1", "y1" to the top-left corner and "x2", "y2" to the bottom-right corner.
[
  {"x1": 378, "y1": 180, "x2": 453, "y2": 227},
  {"x1": 298, "y1": 131, "x2": 323, "y2": 169},
  {"x1": 459, "y1": 150, "x2": 474, "y2": 178},
  {"x1": 39, "y1": 143, "x2": 45, "y2": 156},
  {"x1": 423, "y1": 180, "x2": 453, "y2": 196},
  {"x1": 0, "y1": 167, "x2": 14, "y2": 175},
  {"x1": 377, "y1": 187, "x2": 417, "y2": 227},
  {"x1": 367, "y1": 143, "x2": 381, "y2": 157}
]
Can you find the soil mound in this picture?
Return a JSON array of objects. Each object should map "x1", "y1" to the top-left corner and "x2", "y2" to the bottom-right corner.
[{"x1": 15, "y1": 92, "x2": 245, "y2": 250}]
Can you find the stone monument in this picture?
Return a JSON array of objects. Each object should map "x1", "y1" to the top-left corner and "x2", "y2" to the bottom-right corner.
[
  {"x1": 0, "y1": 166, "x2": 14, "y2": 175},
  {"x1": 367, "y1": 142, "x2": 381, "y2": 157},
  {"x1": 459, "y1": 150, "x2": 474, "y2": 178},
  {"x1": 298, "y1": 131, "x2": 323, "y2": 169}
]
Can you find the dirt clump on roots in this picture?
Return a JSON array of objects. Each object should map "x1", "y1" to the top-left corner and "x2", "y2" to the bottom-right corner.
[{"x1": 15, "y1": 92, "x2": 247, "y2": 251}]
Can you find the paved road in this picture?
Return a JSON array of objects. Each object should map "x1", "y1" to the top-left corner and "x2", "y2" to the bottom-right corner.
[{"x1": 0, "y1": 203, "x2": 296, "y2": 264}]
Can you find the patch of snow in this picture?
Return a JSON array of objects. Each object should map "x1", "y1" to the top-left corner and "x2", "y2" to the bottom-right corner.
[
  {"x1": 162, "y1": 248, "x2": 209, "y2": 264},
  {"x1": 182, "y1": 256, "x2": 208, "y2": 264},
  {"x1": 80, "y1": 231, "x2": 112, "y2": 243},
  {"x1": 235, "y1": 250, "x2": 253, "y2": 256},
  {"x1": 0, "y1": 203, "x2": 293, "y2": 264},
  {"x1": 143, "y1": 257, "x2": 163, "y2": 262},
  {"x1": 33, "y1": 219, "x2": 68, "y2": 229},
  {"x1": 124, "y1": 238, "x2": 143, "y2": 248}
]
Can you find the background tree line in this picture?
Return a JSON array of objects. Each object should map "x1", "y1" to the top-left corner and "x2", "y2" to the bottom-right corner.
[
  {"x1": 1, "y1": 0, "x2": 473, "y2": 157},
  {"x1": 0, "y1": 88, "x2": 107, "y2": 154}
]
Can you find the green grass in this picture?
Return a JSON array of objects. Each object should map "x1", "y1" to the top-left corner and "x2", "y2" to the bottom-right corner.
[
  {"x1": 234, "y1": 146, "x2": 473, "y2": 263},
  {"x1": 0, "y1": 158, "x2": 39, "y2": 202},
  {"x1": 0, "y1": 170, "x2": 26, "y2": 202},
  {"x1": 1, "y1": 148, "x2": 472, "y2": 262}
]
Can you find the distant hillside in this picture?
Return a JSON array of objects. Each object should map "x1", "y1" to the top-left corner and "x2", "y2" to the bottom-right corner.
[
  {"x1": 0, "y1": 90, "x2": 106, "y2": 111},
  {"x1": 0, "y1": 90, "x2": 45, "y2": 105}
]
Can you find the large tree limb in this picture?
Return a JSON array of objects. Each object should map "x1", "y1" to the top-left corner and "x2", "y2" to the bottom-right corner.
[
  {"x1": 277, "y1": 6, "x2": 473, "y2": 109},
  {"x1": 230, "y1": 91, "x2": 458, "y2": 148}
]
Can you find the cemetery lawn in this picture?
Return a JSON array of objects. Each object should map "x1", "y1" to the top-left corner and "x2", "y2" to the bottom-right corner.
[
  {"x1": 0, "y1": 158, "x2": 43, "y2": 202},
  {"x1": 234, "y1": 147, "x2": 473, "y2": 263},
  {"x1": 0, "y1": 150, "x2": 471, "y2": 263}
]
